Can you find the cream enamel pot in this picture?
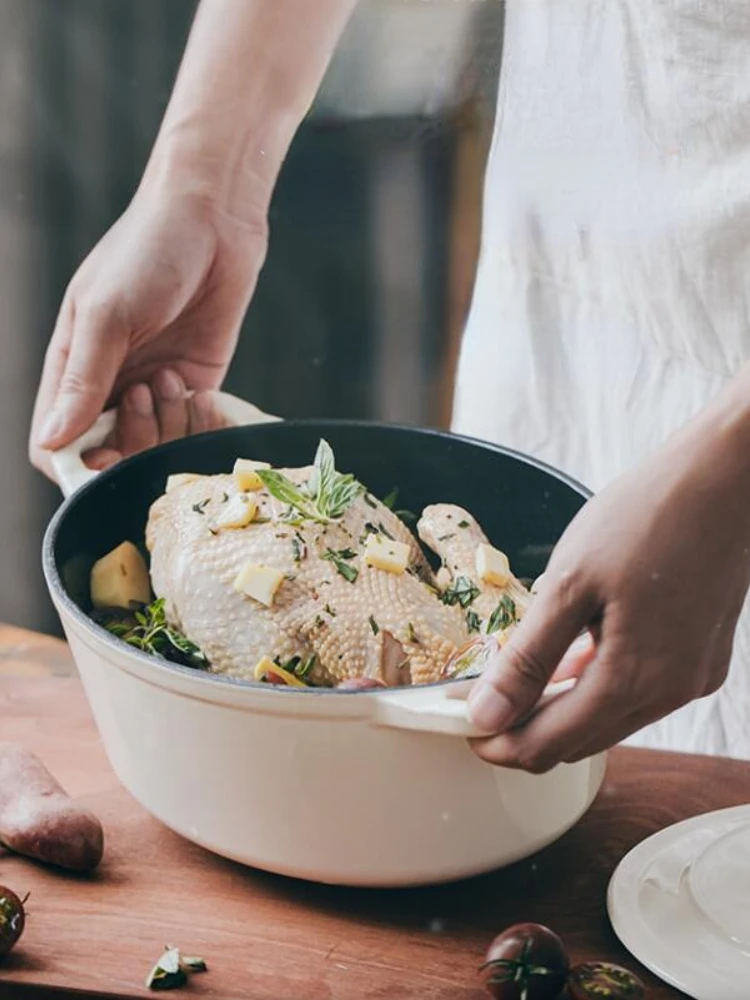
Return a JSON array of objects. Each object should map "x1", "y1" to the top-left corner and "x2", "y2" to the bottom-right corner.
[{"x1": 43, "y1": 394, "x2": 605, "y2": 888}]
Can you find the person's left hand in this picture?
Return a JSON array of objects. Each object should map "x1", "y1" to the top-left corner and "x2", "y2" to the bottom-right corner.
[{"x1": 467, "y1": 400, "x2": 750, "y2": 772}]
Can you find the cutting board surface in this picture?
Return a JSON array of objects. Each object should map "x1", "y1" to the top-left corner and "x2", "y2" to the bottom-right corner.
[{"x1": 0, "y1": 677, "x2": 735, "y2": 999}]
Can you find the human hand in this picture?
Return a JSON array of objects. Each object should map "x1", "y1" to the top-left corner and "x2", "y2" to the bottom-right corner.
[
  {"x1": 467, "y1": 406, "x2": 750, "y2": 772},
  {"x1": 29, "y1": 185, "x2": 268, "y2": 478}
]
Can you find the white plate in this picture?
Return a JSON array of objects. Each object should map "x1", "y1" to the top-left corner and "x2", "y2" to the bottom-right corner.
[{"x1": 607, "y1": 805, "x2": 750, "y2": 1000}]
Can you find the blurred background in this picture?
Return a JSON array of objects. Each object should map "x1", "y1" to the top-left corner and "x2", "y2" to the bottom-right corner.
[{"x1": 0, "y1": 0, "x2": 503, "y2": 634}]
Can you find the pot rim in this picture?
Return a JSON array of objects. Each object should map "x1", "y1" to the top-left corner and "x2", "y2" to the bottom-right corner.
[{"x1": 43, "y1": 417, "x2": 591, "y2": 701}]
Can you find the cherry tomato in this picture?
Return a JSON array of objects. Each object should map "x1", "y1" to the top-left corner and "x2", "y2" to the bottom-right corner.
[
  {"x1": 0, "y1": 886, "x2": 26, "y2": 957},
  {"x1": 479, "y1": 923, "x2": 569, "y2": 1000},
  {"x1": 568, "y1": 962, "x2": 645, "y2": 1000}
]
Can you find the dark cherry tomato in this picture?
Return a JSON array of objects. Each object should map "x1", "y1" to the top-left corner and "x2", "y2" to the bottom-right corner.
[
  {"x1": 0, "y1": 886, "x2": 27, "y2": 957},
  {"x1": 479, "y1": 923, "x2": 569, "y2": 1000},
  {"x1": 568, "y1": 962, "x2": 645, "y2": 1000},
  {"x1": 336, "y1": 678, "x2": 387, "y2": 691}
]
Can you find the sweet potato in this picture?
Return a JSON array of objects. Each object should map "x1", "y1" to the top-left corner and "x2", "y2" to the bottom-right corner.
[{"x1": 0, "y1": 743, "x2": 103, "y2": 872}]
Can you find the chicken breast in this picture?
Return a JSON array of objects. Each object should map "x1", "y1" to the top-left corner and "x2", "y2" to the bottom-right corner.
[{"x1": 146, "y1": 463, "x2": 471, "y2": 686}]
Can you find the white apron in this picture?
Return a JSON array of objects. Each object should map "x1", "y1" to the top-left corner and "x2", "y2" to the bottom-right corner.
[{"x1": 453, "y1": 0, "x2": 750, "y2": 758}]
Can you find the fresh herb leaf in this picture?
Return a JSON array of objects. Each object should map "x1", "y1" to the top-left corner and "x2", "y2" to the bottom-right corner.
[
  {"x1": 406, "y1": 622, "x2": 420, "y2": 644},
  {"x1": 94, "y1": 599, "x2": 209, "y2": 671},
  {"x1": 466, "y1": 610, "x2": 482, "y2": 634},
  {"x1": 458, "y1": 519, "x2": 470, "y2": 528},
  {"x1": 257, "y1": 440, "x2": 364, "y2": 524},
  {"x1": 257, "y1": 470, "x2": 324, "y2": 522},
  {"x1": 191, "y1": 499, "x2": 210, "y2": 516},
  {"x1": 440, "y1": 576, "x2": 480, "y2": 609},
  {"x1": 486, "y1": 595, "x2": 517, "y2": 633},
  {"x1": 322, "y1": 548, "x2": 359, "y2": 583},
  {"x1": 312, "y1": 439, "x2": 365, "y2": 520},
  {"x1": 382, "y1": 487, "x2": 399, "y2": 509},
  {"x1": 369, "y1": 615, "x2": 380, "y2": 635}
]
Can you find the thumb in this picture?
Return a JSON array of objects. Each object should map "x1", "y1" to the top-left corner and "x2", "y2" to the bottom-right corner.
[
  {"x1": 37, "y1": 310, "x2": 128, "y2": 450},
  {"x1": 467, "y1": 573, "x2": 595, "y2": 733}
]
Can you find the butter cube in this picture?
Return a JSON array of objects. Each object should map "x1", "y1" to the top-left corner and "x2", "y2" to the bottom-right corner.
[
  {"x1": 233, "y1": 563, "x2": 285, "y2": 607},
  {"x1": 90, "y1": 541, "x2": 151, "y2": 609},
  {"x1": 213, "y1": 494, "x2": 258, "y2": 531},
  {"x1": 165, "y1": 473, "x2": 201, "y2": 493},
  {"x1": 363, "y1": 534, "x2": 410, "y2": 575},
  {"x1": 475, "y1": 544, "x2": 511, "y2": 587},
  {"x1": 233, "y1": 459, "x2": 270, "y2": 492}
]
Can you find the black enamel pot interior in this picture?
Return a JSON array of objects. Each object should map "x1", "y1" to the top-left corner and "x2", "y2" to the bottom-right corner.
[{"x1": 45, "y1": 420, "x2": 591, "y2": 685}]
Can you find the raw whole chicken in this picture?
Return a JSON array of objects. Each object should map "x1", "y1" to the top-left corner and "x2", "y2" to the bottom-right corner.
[{"x1": 142, "y1": 443, "x2": 531, "y2": 687}]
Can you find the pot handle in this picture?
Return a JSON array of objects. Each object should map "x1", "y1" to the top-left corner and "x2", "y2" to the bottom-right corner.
[
  {"x1": 371, "y1": 678, "x2": 576, "y2": 738},
  {"x1": 50, "y1": 392, "x2": 281, "y2": 498}
]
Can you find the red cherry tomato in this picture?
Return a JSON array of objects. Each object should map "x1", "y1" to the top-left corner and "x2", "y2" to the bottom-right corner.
[
  {"x1": 568, "y1": 962, "x2": 645, "y2": 1000},
  {"x1": 0, "y1": 886, "x2": 26, "y2": 958},
  {"x1": 479, "y1": 923, "x2": 569, "y2": 1000}
]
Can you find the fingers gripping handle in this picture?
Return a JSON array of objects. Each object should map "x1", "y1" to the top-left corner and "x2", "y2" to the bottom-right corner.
[
  {"x1": 372, "y1": 678, "x2": 577, "y2": 738},
  {"x1": 50, "y1": 392, "x2": 281, "y2": 498}
]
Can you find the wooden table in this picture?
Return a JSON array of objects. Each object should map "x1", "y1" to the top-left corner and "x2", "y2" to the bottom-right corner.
[{"x1": 1, "y1": 627, "x2": 748, "y2": 999}]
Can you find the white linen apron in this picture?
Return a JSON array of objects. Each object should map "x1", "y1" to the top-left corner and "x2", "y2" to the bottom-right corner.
[{"x1": 453, "y1": 0, "x2": 750, "y2": 758}]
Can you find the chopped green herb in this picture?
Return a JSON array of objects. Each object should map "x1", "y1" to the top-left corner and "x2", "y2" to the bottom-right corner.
[
  {"x1": 325, "y1": 603, "x2": 337, "y2": 617},
  {"x1": 441, "y1": 576, "x2": 480, "y2": 609},
  {"x1": 369, "y1": 615, "x2": 380, "y2": 635},
  {"x1": 466, "y1": 610, "x2": 482, "y2": 634},
  {"x1": 94, "y1": 599, "x2": 208, "y2": 670},
  {"x1": 191, "y1": 499, "x2": 210, "y2": 515},
  {"x1": 438, "y1": 533, "x2": 455, "y2": 542},
  {"x1": 406, "y1": 622, "x2": 420, "y2": 644},
  {"x1": 323, "y1": 549, "x2": 359, "y2": 583},
  {"x1": 378, "y1": 521, "x2": 395, "y2": 541},
  {"x1": 458, "y1": 519, "x2": 470, "y2": 528},
  {"x1": 486, "y1": 595, "x2": 517, "y2": 634},
  {"x1": 276, "y1": 654, "x2": 316, "y2": 681},
  {"x1": 364, "y1": 494, "x2": 378, "y2": 509},
  {"x1": 314, "y1": 615, "x2": 325, "y2": 629},
  {"x1": 221, "y1": 492, "x2": 230, "y2": 504},
  {"x1": 292, "y1": 533, "x2": 307, "y2": 563}
]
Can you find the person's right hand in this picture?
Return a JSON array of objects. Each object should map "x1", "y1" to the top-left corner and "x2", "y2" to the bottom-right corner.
[{"x1": 29, "y1": 183, "x2": 269, "y2": 479}]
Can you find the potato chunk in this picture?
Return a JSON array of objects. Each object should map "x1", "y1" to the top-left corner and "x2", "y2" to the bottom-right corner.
[{"x1": 90, "y1": 541, "x2": 151, "y2": 609}]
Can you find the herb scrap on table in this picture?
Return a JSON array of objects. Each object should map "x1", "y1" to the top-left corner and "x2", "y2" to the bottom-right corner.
[{"x1": 146, "y1": 946, "x2": 208, "y2": 992}]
